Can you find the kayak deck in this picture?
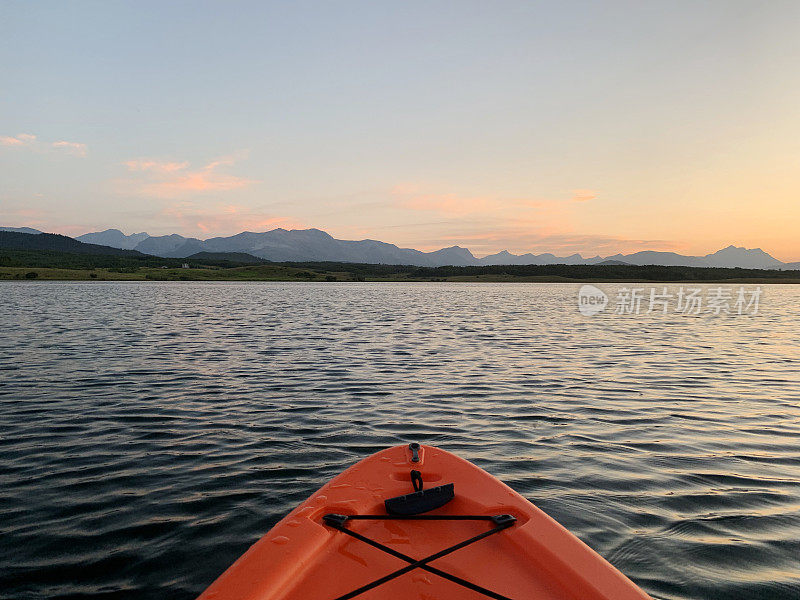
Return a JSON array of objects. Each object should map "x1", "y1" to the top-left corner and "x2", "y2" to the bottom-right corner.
[{"x1": 198, "y1": 444, "x2": 651, "y2": 600}]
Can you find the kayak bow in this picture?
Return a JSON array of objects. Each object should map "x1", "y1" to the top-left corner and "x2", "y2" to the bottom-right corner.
[{"x1": 198, "y1": 444, "x2": 652, "y2": 600}]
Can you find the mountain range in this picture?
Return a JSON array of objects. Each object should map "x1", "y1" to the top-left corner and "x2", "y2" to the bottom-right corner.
[{"x1": 2, "y1": 226, "x2": 798, "y2": 269}]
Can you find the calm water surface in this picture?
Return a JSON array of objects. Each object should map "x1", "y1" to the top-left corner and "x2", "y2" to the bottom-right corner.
[{"x1": 1, "y1": 282, "x2": 799, "y2": 599}]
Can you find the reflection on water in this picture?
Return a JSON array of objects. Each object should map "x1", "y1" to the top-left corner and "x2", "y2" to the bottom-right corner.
[{"x1": 1, "y1": 281, "x2": 799, "y2": 600}]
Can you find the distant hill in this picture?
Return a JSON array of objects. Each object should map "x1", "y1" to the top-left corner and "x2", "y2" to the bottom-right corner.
[
  {"x1": 0, "y1": 226, "x2": 43, "y2": 235},
  {"x1": 599, "y1": 246, "x2": 785, "y2": 269},
  {"x1": 596, "y1": 259, "x2": 630, "y2": 266},
  {"x1": 0, "y1": 247, "x2": 267, "y2": 271},
  {"x1": 76, "y1": 228, "x2": 149, "y2": 250},
  {"x1": 135, "y1": 234, "x2": 204, "y2": 257},
  {"x1": 0, "y1": 231, "x2": 144, "y2": 256},
  {"x1": 4, "y1": 226, "x2": 796, "y2": 269},
  {"x1": 599, "y1": 250, "x2": 704, "y2": 267},
  {"x1": 703, "y1": 245, "x2": 784, "y2": 269},
  {"x1": 479, "y1": 250, "x2": 587, "y2": 265}
]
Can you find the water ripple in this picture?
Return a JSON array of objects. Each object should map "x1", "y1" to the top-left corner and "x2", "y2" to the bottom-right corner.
[{"x1": 1, "y1": 281, "x2": 799, "y2": 599}]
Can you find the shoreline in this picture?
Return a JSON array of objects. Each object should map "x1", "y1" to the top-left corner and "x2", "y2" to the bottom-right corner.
[{"x1": 3, "y1": 267, "x2": 800, "y2": 284}]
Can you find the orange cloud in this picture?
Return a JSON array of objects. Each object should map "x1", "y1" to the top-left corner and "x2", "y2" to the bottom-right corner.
[
  {"x1": 571, "y1": 189, "x2": 597, "y2": 202},
  {"x1": 120, "y1": 155, "x2": 258, "y2": 198}
]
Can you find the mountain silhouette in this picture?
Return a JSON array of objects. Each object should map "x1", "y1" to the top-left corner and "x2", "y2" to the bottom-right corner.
[{"x1": 3, "y1": 226, "x2": 795, "y2": 269}]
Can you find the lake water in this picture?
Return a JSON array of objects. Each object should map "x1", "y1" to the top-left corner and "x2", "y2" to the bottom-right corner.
[{"x1": 1, "y1": 281, "x2": 799, "y2": 600}]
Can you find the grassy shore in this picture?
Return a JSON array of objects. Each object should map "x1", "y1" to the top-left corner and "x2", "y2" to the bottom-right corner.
[
  {"x1": 0, "y1": 265, "x2": 353, "y2": 282},
  {"x1": 3, "y1": 265, "x2": 800, "y2": 283}
]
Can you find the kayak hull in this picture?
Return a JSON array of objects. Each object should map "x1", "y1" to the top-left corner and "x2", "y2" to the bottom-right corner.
[{"x1": 198, "y1": 444, "x2": 651, "y2": 600}]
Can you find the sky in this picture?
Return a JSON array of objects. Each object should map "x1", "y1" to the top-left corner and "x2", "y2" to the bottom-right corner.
[{"x1": 1, "y1": 1, "x2": 799, "y2": 260}]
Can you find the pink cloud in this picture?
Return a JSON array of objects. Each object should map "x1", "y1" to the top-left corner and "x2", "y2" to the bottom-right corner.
[
  {"x1": 160, "y1": 202, "x2": 303, "y2": 236},
  {"x1": 401, "y1": 192, "x2": 492, "y2": 216},
  {"x1": 52, "y1": 141, "x2": 88, "y2": 157},
  {"x1": 0, "y1": 205, "x2": 48, "y2": 228},
  {"x1": 2, "y1": 133, "x2": 87, "y2": 157},
  {"x1": 380, "y1": 184, "x2": 675, "y2": 256},
  {"x1": 203, "y1": 156, "x2": 238, "y2": 171},
  {"x1": 120, "y1": 155, "x2": 258, "y2": 198},
  {"x1": 123, "y1": 159, "x2": 189, "y2": 173},
  {"x1": 431, "y1": 226, "x2": 680, "y2": 257},
  {"x1": 392, "y1": 184, "x2": 600, "y2": 217},
  {"x1": 391, "y1": 184, "x2": 547, "y2": 217},
  {"x1": 1, "y1": 133, "x2": 37, "y2": 146},
  {"x1": 145, "y1": 172, "x2": 253, "y2": 196}
]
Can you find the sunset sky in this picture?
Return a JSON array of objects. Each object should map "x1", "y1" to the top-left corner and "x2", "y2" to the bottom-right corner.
[{"x1": 2, "y1": 1, "x2": 799, "y2": 260}]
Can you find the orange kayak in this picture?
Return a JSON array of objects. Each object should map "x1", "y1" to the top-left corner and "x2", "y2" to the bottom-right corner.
[{"x1": 198, "y1": 444, "x2": 652, "y2": 600}]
